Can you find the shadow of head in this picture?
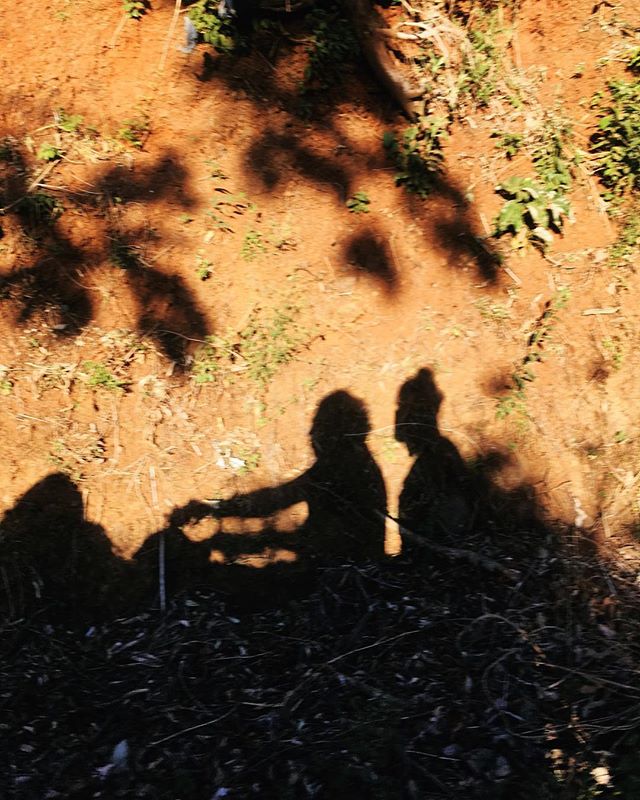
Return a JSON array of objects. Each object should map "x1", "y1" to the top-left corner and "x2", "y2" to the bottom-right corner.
[
  {"x1": 342, "y1": 229, "x2": 398, "y2": 295},
  {"x1": 310, "y1": 389, "x2": 372, "y2": 457},
  {"x1": 395, "y1": 368, "x2": 443, "y2": 456},
  {"x1": 0, "y1": 473, "x2": 121, "y2": 621}
]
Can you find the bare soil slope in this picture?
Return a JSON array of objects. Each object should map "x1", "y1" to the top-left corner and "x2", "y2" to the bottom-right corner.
[{"x1": 1, "y1": 0, "x2": 640, "y2": 569}]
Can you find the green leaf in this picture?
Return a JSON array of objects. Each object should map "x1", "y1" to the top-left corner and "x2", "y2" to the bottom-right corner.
[
  {"x1": 532, "y1": 226, "x2": 554, "y2": 243},
  {"x1": 37, "y1": 144, "x2": 62, "y2": 162},
  {"x1": 526, "y1": 201, "x2": 544, "y2": 225},
  {"x1": 495, "y1": 200, "x2": 524, "y2": 234}
]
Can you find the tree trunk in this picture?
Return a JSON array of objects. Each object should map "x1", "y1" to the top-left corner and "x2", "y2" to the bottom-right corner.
[{"x1": 342, "y1": 0, "x2": 424, "y2": 120}]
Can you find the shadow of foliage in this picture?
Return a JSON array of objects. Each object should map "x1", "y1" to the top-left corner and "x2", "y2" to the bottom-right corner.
[
  {"x1": 186, "y1": 4, "x2": 503, "y2": 285},
  {"x1": 0, "y1": 147, "x2": 210, "y2": 369}
]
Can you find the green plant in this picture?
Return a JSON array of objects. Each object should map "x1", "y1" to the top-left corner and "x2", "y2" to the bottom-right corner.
[
  {"x1": 48, "y1": 432, "x2": 106, "y2": 481},
  {"x1": 195, "y1": 255, "x2": 213, "y2": 280},
  {"x1": 109, "y1": 237, "x2": 141, "y2": 271},
  {"x1": 346, "y1": 191, "x2": 371, "y2": 214},
  {"x1": 627, "y1": 47, "x2": 640, "y2": 74},
  {"x1": 301, "y1": 7, "x2": 359, "y2": 92},
  {"x1": 298, "y1": 5, "x2": 359, "y2": 113},
  {"x1": 458, "y1": 10, "x2": 505, "y2": 107},
  {"x1": 493, "y1": 131, "x2": 524, "y2": 159},
  {"x1": 383, "y1": 117, "x2": 448, "y2": 198},
  {"x1": 192, "y1": 336, "x2": 220, "y2": 384},
  {"x1": 235, "y1": 447, "x2": 261, "y2": 475},
  {"x1": 37, "y1": 143, "x2": 63, "y2": 162},
  {"x1": 496, "y1": 289, "x2": 570, "y2": 423},
  {"x1": 188, "y1": 0, "x2": 238, "y2": 54},
  {"x1": 238, "y1": 306, "x2": 302, "y2": 386},
  {"x1": 241, "y1": 229, "x2": 266, "y2": 261},
  {"x1": 531, "y1": 115, "x2": 577, "y2": 193},
  {"x1": 474, "y1": 298, "x2": 511, "y2": 323},
  {"x1": 0, "y1": 365, "x2": 13, "y2": 396},
  {"x1": 602, "y1": 336, "x2": 624, "y2": 369},
  {"x1": 494, "y1": 176, "x2": 572, "y2": 250},
  {"x1": 117, "y1": 118, "x2": 150, "y2": 149},
  {"x1": 55, "y1": 110, "x2": 83, "y2": 133},
  {"x1": 495, "y1": 390, "x2": 529, "y2": 423},
  {"x1": 16, "y1": 192, "x2": 64, "y2": 226},
  {"x1": 82, "y1": 361, "x2": 128, "y2": 391},
  {"x1": 590, "y1": 54, "x2": 640, "y2": 198},
  {"x1": 123, "y1": 0, "x2": 147, "y2": 19},
  {"x1": 608, "y1": 208, "x2": 640, "y2": 267},
  {"x1": 191, "y1": 306, "x2": 304, "y2": 388}
]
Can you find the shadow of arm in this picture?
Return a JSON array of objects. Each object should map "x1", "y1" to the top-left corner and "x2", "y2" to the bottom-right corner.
[{"x1": 170, "y1": 476, "x2": 307, "y2": 527}]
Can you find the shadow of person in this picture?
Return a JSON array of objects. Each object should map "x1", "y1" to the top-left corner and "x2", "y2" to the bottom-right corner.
[
  {"x1": 395, "y1": 369, "x2": 476, "y2": 554},
  {"x1": 0, "y1": 473, "x2": 127, "y2": 623},
  {"x1": 175, "y1": 390, "x2": 388, "y2": 565}
]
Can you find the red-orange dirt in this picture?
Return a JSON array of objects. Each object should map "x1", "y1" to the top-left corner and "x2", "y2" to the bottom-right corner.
[{"x1": 1, "y1": 0, "x2": 640, "y2": 570}]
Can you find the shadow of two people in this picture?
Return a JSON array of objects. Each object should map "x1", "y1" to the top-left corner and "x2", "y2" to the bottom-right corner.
[
  {"x1": 172, "y1": 368, "x2": 483, "y2": 566},
  {"x1": 0, "y1": 368, "x2": 515, "y2": 620}
]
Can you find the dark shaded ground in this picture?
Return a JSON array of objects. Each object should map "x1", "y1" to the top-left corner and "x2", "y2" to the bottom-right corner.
[{"x1": 2, "y1": 372, "x2": 640, "y2": 798}]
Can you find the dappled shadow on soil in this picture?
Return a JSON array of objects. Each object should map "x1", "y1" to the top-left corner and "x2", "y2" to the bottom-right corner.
[
  {"x1": 0, "y1": 146, "x2": 209, "y2": 366},
  {"x1": 189, "y1": 7, "x2": 503, "y2": 286},
  {"x1": 342, "y1": 228, "x2": 398, "y2": 294},
  {"x1": 2, "y1": 370, "x2": 640, "y2": 797}
]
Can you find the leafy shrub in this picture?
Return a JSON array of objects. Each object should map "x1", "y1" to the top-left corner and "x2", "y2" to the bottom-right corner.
[
  {"x1": 82, "y1": 361, "x2": 128, "y2": 391},
  {"x1": 192, "y1": 336, "x2": 220, "y2": 384},
  {"x1": 191, "y1": 307, "x2": 302, "y2": 387},
  {"x1": 188, "y1": 0, "x2": 239, "y2": 54},
  {"x1": 300, "y1": 7, "x2": 359, "y2": 93},
  {"x1": 494, "y1": 176, "x2": 571, "y2": 249},
  {"x1": 627, "y1": 46, "x2": 640, "y2": 74},
  {"x1": 123, "y1": 0, "x2": 147, "y2": 19},
  {"x1": 238, "y1": 306, "x2": 301, "y2": 385},
  {"x1": 37, "y1": 144, "x2": 63, "y2": 162},
  {"x1": 493, "y1": 131, "x2": 523, "y2": 159},
  {"x1": 608, "y1": 207, "x2": 640, "y2": 267},
  {"x1": 383, "y1": 117, "x2": 448, "y2": 198},
  {"x1": 55, "y1": 110, "x2": 83, "y2": 133},
  {"x1": 531, "y1": 116, "x2": 577, "y2": 193},
  {"x1": 458, "y1": 10, "x2": 504, "y2": 107},
  {"x1": 16, "y1": 193, "x2": 63, "y2": 226},
  {"x1": 241, "y1": 229, "x2": 266, "y2": 261},
  {"x1": 117, "y1": 118, "x2": 150, "y2": 149},
  {"x1": 590, "y1": 76, "x2": 640, "y2": 198}
]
